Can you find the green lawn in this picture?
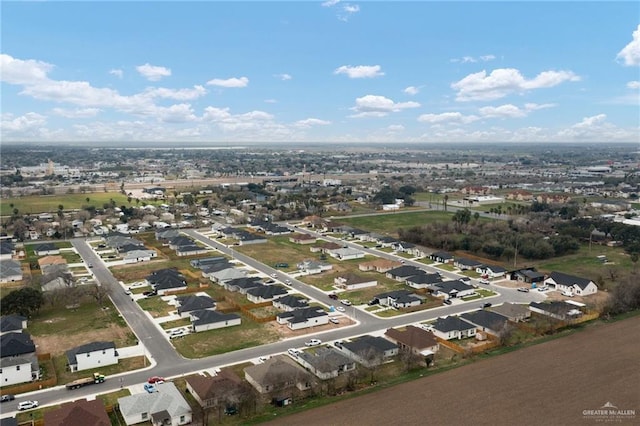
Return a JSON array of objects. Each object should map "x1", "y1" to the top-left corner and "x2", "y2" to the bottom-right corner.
[
  {"x1": 137, "y1": 296, "x2": 174, "y2": 318},
  {"x1": 2, "y1": 193, "x2": 135, "y2": 216},
  {"x1": 53, "y1": 355, "x2": 146, "y2": 386},
  {"x1": 160, "y1": 318, "x2": 191, "y2": 330},
  {"x1": 336, "y1": 211, "x2": 454, "y2": 236}
]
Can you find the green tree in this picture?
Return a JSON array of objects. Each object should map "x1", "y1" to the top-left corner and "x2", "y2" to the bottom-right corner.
[{"x1": 0, "y1": 287, "x2": 44, "y2": 317}]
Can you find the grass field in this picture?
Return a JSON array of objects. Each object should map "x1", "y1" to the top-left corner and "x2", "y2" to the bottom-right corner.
[
  {"x1": 1, "y1": 192, "x2": 134, "y2": 216},
  {"x1": 336, "y1": 211, "x2": 454, "y2": 235}
]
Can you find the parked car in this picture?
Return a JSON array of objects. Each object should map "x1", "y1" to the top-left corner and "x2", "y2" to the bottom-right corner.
[
  {"x1": 538, "y1": 286, "x2": 549, "y2": 292},
  {"x1": 224, "y1": 405, "x2": 238, "y2": 416},
  {"x1": 305, "y1": 338, "x2": 322, "y2": 347},
  {"x1": 479, "y1": 279, "x2": 490, "y2": 285},
  {"x1": 169, "y1": 329, "x2": 186, "y2": 339},
  {"x1": 0, "y1": 394, "x2": 15, "y2": 403},
  {"x1": 328, "y1": 293, "x2": 339, "y2": 300},
  {"x1": 143, "y1": 290, "x2": 157, "y2": 297},
  {"x1": 258, "y1": 356, "x2": 269, "y2": 363},
  {"x1": 517, "y1": 287, "x2": 530, "y2": 293},
  {"x1": 124, "y1": 288, "x2": 132, "y2": 295},
  {"x1": 17, "y1": 400, "x2": 38, "y2": 411},
  {"x1": 368, "y1": 299, "x2": 379, "y2": 306},
  {"x1": 482, "y1": 302, "x2": 492, "y2": 308},
  {"x1": 287, "y1": 348, "x2": 301, "y2": 357},
  {"x1": 147, "y1": 376, "x2": 165, "y2": 384},
  {"x1": 270, "y1": 273, "x2": 277, "y2": 278},
  {"x1": 284, "y1": 279, "x2": 292, "y2": 285},
  {"x1": 144, "y1": 383, "x2": 157, "y2": 393},
  {"x1": 340, "y1": 299, "x2": 352, "y2": 306},
  {"x1": 443, "y1": 299, "x2": 452, "y2": 305},
  {"x1": 329, "y1": 317, "x2": 340, "y2": 324},
  {"x1": 561, "y1": 290, "x2": 574, "y2": 297},
  {"x1": 336, "y1": 306, "x2": 346, "y2": 312}
]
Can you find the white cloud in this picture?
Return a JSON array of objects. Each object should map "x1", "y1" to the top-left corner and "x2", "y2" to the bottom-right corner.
[
  {"x1": 0, "y1": 54, "x2": 53, "y2": 85},
  {"x1": 627, "y1": 80, "x2": 640, "y2": 89},
  {"x1": 418, "y1": 112, "x2": 479, "y2": 124},
  {"x1": 52, "y1": 108, "x2": 101, "y2": 118},
  {"x1": 478, "y1": 102, "x2": 555, "y2": 118},
  {"x1": 350, "y1": 95, "x2": 420, "y2": 118},
  {"x1": 322, "y1": 0, "x2": 340, "y2": 6},
  {"x1": 264, "y1": 99, "x2": 278, "y2": 104},
  {"x1": 143, "y1": 85, "x2": 207, "y2": 101},
  {"x1": 1, "y1": 112, "x2": 47, "y2": 132},
  {"x1": 334, "y1": 65, "x2": 384, "y2": 78},
  {"x1": 275, "y1": 73, "x2": 292, "y2": 81},
  {"x1": 616, "y1": 24, "x2": 640, "y2": 66},
  {"x1": 403, "y1": 86, "x2": 419, "y2": 95},
  {"x1": 451, "y1": 68, "x2": 580, "y2": 101},
  {"x1": 450, "y1": 54, "x2": 496, "y2": 64},
  {"x1": 136, "y1": 63, "x2": 171, "y2": 81},
  {"x1": 338, "y1": 3, "x2": 360, "y2": 21},
  {"x1": 294, "y1": 118, "x2": 331, "y2": 128},
  {"x1": 154, "y1": 104, "x2": 198, "y2": 123},
  {"x1": 386, "y1": 124, "x2": 405, "y2": 132},
  {"x1": 109, "y1": 69, "x2": 123, "y2": 78},
  {"x1": 206, "y1": 76, "x2": 249, "y2": 88}
]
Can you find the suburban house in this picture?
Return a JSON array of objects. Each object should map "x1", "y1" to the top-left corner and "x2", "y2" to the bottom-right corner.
[
  {"x1": 185, "y1": 370, "x2": 245, "y2": 410},
  {"x1": 289, "y1": 233, "x2": 317, "y2": 245},
  {"x1": 34, "y1": 243, "x2": 60, "y2": 256},
  {"x1": 309, "y1": 241, "x2": 343, "y2": 254},
  {"x1": 529, "y1": 301, "x2": 584, "y2": 321},
  {"x1": 454, "y1": 257, "x2": 484, "y2": 271},
  {"x1": 200, "y1": 262, "x2": 235, "y2": 278},
  {"x1": 296, "y1": 260, "x2": 333, "y2": 275},
  {"x1": 276, "y1": 307, "x2": 329, "y2": 330},
  {"x1": 175, "y1": 295, "x2": 216, "y2": 318},
  {"x1": 0, "y1": 242, "x2": 14, "y2": 260},
  {"x1": 37, "y1": 255, "x2": 66, "y2": 269},
  {"x1": 544, "y1": 271, "x2": 598, "y2": 296},
  {"x1": 223, "y1": 277, "x2": 263, "y2": 294},
  {"x1": 384, "y1": 326, "x2": 439, "y2": 358},
  {"x1": 385, "y1": 265, "x2": 424, "y2": 282},
  {"x1": 296, "y1": 347, "x2": 356, "y2": 380},
  {"x1": 190, "y1": 256, "x2": 227, "y2": 269},
  {"x1": 0, "y1": 315, "x2": 27, "y2": 335},
  {"x1": 334, "y1": 273, "x2": 377, "y2": 291},
  {"x1": 246, "y1": 285, "x2": 289, "y2": 303},
  {"x1": 118, "y1": 382, "x2": 192, "y2": 426},
  {"x1": 460, "y1": 310, "x2": 509, "y2": 336},
  {"x1": 244, "y1": 355, "x2": 313, "y2": 395},
  {"x1": 405, "y1": 273, "x2": 442, "y2": 289},
  {"x1": 209, "y1": 268, "x2": 247, "y2": 284},
  {"x1": 66, "y1": 341, "x2": 118, "y2": 372},
  {"x1": 506, "y1": 190, "x2": 533, "y2": 201},
  {"x1": 40, "y1": 268, "x2": 74, "y2": 292},
  {"x1": 0, "y1": 260, "x2": 22, "y2": 283},
  {"x1": 0, "y1": 332, "x2": 39, "y2": 386},
  {"x1": 338, "y1": 335, "x2": 399, "y2": 367},
  {"x1": 372, "y1": 290, "x2": 421, "y2": 309},
  {"x1": 272, "y1": 295, "x2": 308, "y2": 311},
  {"x1": 190, "y1": 310, "x2": 241, "y2": 333},
  {"x1": 43, "y1": 399, "x2": 110, "y2": 426},
  {"x1": 147, "y1": 269, "x2": 187, "y2": 295},
  {"x1": 510, "y1": 268, "x2": 545, "y2": 285},
  {"x1": 123, "y1": 249, "x2": 157, "y2": 263},
  {"x1": 327, "y1": 247, "x2": 365, "y2": 261},
  {"x1": 488, "y1": 302, "x2": 531, "y2": 322},
  {"x1": 430, "y1": 316, "x2": 477, "y2": 340},
  {"x1": 429, "y1": 251, "x2": 454, "y2": 263},
  {"x1": 156, "y1": 228, "x2": 180, "y2": 242},
  {"x1": 476, "y1": 264, "x2": 507, "y2": 278},
  {"x1": 429, "y1": 280, "x2": 475, "y2": 299},
  {"x1": 358, "y1": 259, "x2": 402, "y2": 273}
]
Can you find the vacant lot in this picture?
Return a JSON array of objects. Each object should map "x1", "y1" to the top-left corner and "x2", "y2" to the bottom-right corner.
[
  {"x1": 337, "y1": 211, "x2": 454, "y2": 235},
  {"x1": 1, "y1": 192, "x2": 132, "y2": 216},
  {"x1": 267, "y1": 316, "x2": 640, "y2": 426}
]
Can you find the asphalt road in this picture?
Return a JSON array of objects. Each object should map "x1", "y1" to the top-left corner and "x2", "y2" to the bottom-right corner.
[{"x1": 2, "y1": 229, "x2": 544, "y2": 417}]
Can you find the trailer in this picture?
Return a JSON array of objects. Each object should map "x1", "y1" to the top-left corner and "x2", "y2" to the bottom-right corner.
[{"x1": 65, "y1": 372, "x2": 106, "y2": 390}]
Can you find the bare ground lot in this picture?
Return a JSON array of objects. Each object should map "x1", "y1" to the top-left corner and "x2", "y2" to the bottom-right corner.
[{"x1": 266, "y1": 316, "x2": 640, "y2": 426}]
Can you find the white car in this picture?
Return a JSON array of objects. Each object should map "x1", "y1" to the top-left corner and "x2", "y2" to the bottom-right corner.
[
  {"x1": 271, "y1": 273, "x2": 277, "y2": 278},
  {"x1": 284, "y1": 279, "x2": 292, "y2": 285},
  {"x1": 258, "y1": 356, "x2": 269, "y2": 363},
  {"x1": 287, "y1": 348, "x2": 301, "y2": 357},
  {"x1": 340, "y1": 299, "x2": 352, "y2": 306},
  {"x1": 329, "y1": 317, "x2": 340, "y2": 324},
  {"x1": 479, "y1": 279, "x2": 490, "y2": 285},
  {"x1": 336, "y1": 306, "x2": 346, "y2": 312},
  {"x1": 18, "y1": 400, "x2": 39, "y2": 411},
  {"x1": 305, "y1": 338, "x2": 322, "y2": 347}
]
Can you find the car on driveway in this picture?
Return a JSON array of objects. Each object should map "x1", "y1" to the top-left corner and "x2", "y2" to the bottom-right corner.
[
  {"x1": 144, "y1": 383, "x2": 157, "y2": 393},
  {"x1": 148, "y1": 376, "x2": 165, "y2": 384},
  {"x1": 169, "y1": 329, "x2": 186, "y2": 339},
  {"x1": 479, "y1": 279, "x2": 490, "y2": 285},
  {"x1": 17, "y1": 400, "x2": 38, "y2": 411},
  {"x1": 329, "y1": 317, "x2": 340, "y2": 324},
  {"x1": 443, "y1": 298, "x2": 452, "y2": 305},
  {"x1": 0, "y1": 394, "x2": 15, "y2": 403},
  {"x1": 305, "y1": 338, "x2": 322, "y2": 347}
]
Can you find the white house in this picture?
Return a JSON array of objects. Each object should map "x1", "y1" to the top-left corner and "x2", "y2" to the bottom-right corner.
[
  {"x1": 430, "y1": 316, "x2": 477, "y2": 340},
  {"x1": 190, "y1": 310, "x2": 241, "y2": 333},
  {"x1": 66, "y1": 341, "x2": 118, "y2": 372},
  {"x1": 476, "y1": 264, "x2": 507, "y2": 278},
  {"x1": 328, "y1": 247, "x2": 365, "y2": 261},
  {"x1": 276, "y1": 307, "x2": 329, "y2": 330},
  {"x1": 0, "y1": 356, "x2": 36, "y2": 386},
  {"x1": 334, "y1": 274, "x2": 377, "y2": 290},
  {"x1": 0, "y1": 260, "x2": 23, "y2": 283},
  {"x1": 543, "y1": 271, "x2": 598, "y2": 296},
  {"x1": 123, "y1": 249, "x2": 157, "y2": 263},
  {"x1": 118, "y1": 382, "x2": 192, "y2": 426}
]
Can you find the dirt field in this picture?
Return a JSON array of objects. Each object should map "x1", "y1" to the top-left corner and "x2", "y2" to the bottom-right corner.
[
  {"x1": 266, "y1": 316, "x2": 640, "y2": 426},
  {"x1": 33, "y1": 322, "x2": 133, "y2": 356}
]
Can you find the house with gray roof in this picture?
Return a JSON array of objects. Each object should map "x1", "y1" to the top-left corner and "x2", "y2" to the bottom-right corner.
[
  {"x1": 544, "y1": 271, "x2": 598, "y2": 296},
  {"x1": 489, "y1": 302, "x2": 531, "y2": 322},
  {"x1": 0, "y1": 355, "x2": 39, "y2": 387},
  {"x1": 244, "y1": 355, "x2": 313, "y2": 395},
  {"x1": 430, "y1": 316, "x2": 476, "y2": 340},
  {"x1": 123, "y1": 249, "x2": 157, "y2": 264},
  {"x1": 338, "y1": 335, "x2": 398, "y2": 368},
  {"x1": 176, "y1": 295, "x2": 215, "y2": 317},
  {"x1": 272, "y1": 295, "x2": 308, "y2": 311},
  {"x1": 385, "y1": 265, "x2": 424, "y2": 281},
  {"x1": 190, "y1": 310, "x2": 241, "y2": 333},
  {"x1": 296, "y1": 347, "x2": 356, "y2": 380},
  {"x1": 66, "y1": 341, "x2": 118, "y2": 372},
  {"x1": 529, "y1": 301, "x2": 584, "y2": 321},
  {"x1": 246, "y1": 285, "x2": 288, "y2": 303},
  {"x1": 41, "y1": 268, "x2": 74, "y2": 292},
  {"x1": 276, "y1": 307, "x2": 329, "y2": 330},
  {"x1": 223, "y1": 276, "x2": 263, "y2": 293},
  {"x1": 460, "y1": 310, "x2": 509, "y2": 336},
  {"x1": 118, "y1": 381, "x2": 192, "y2": 426},
  {"x1": 34, "y1": 243, "x2": 59, "y2": 256},
  {"x1": 209, "y1": 268, "x2": 247, "y2": 284},
  {"x1": 372, "y1": 290, "x2": 421, "y2": 308},
  {"x1": 0, "y1": 315, "x2": 27, "y2": 335},
  {"x1": 430, "y1": 280, "x2": 475, "y2": 299},
  {"x1": 476, "y1": 264, "x2": 507, "y2": 278},
  {"x1": 405, "y1": 272, "x2": 442, "y2": 289},
  {"x1": 0, "y1": 260, "x2": 22, "y2": 283},
  {"x1": 327, "y1": 247, "x2": 365, "y2": 261},
  {"x1": 334, "y1": 273, "x2": 377, "y2": 290},
  {"x1": 200, "y1": 261, "x2": 234, "y2": 278}
]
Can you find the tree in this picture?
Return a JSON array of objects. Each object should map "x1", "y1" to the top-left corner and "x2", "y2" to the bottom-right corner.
[{"x1": 0, "y1": 287, "x2": 44, "y2": 317}]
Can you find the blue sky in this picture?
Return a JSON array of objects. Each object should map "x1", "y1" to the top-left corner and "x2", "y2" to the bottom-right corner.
[{"x1": 2, "y1": 1, "x2": 639, "y2": 144}]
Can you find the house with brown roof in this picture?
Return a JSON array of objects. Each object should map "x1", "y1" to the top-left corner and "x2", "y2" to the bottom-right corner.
[
  {"x1": 334, "y1": 273, "x2": 377, "y2": 290},
  {"x1": 506, "y1": 190, "x2": 533, "y2": 201},
  {"x1": 244, "y1": 355, "x2": 313, "y2": 395},
  {"x1": 289, "y1": 233, "x2": 317, "y2": 245},
  {"x1": 384, "y1": 326, "x2": 439, "y2": 357},
  {"x1": 309, "y1": 242, "x2": 343, "y2": 254},
  {"x1": 37, "y1": 255, "x2": 66, "y2": 269},
  {"x1": 43, "y1": 399, "x2": 110, "y2": 426},
  {"x1": 358, "y1": 259, "x2": 402, "y2": 273},
  {"x1": 185, "y1": 370, "x2": 246, "y2": 409}
]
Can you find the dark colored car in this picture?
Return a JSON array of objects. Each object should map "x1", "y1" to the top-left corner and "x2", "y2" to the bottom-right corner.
[
  {"x1": 328, "y1": 294, "x2": 339, "y2": 300},
  {"x1": 482, "y1": 302, "x2": 492, "y2": 308},
  {"x1": 143, "y1": 290, "x2": 157, "y2": 297},
  {"x1": 443, "y1": 299, "x2": 452, "y2": 305},
  {"x1": 0, "y1": 395, "x2": 15, "y2": 403}
]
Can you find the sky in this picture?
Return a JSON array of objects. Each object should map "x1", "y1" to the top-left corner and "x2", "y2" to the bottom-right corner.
[{"x1": 1, "y1": 1, "x2": 639, "y2": 144}]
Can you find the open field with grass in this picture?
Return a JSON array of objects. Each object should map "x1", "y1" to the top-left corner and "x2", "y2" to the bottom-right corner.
[
  {"x1": 336, "y1": 211, "x2": 455, "y2": 235},
  {"x1": 53, "y1": 355, "x2": 146, "y2": 386},
  {"x1": 266, "y1": 315, "x2": 640, "y2": 426},
  {"x1": 29, "y1": 298, "x2": 137, "y2": 356},
  {"x1": 1, "y1": 193, "x2": 134, "y2": 216},
  {"x1": 235, "y1": 236, "x2": 316, "y2": 272}
]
